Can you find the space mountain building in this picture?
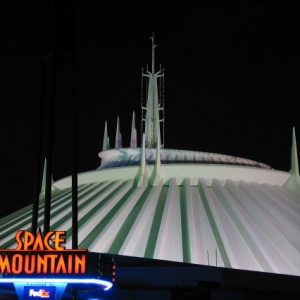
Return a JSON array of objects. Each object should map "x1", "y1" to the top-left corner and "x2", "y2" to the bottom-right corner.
[{"x1": 1, "y1": 38, "x2": 300, "y2": 281}]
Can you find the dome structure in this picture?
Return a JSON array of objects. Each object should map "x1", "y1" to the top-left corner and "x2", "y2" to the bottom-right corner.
[{"x1": 1, "y1": 36, "x2": 300, "y2": 278}]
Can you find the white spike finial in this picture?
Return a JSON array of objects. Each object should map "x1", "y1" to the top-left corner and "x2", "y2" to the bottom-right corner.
[
  {"x1": 130, "y1": 111, "x2": 137, "y2": 148},
  {"x1": 40, "y1": 158, "x2": 47, "y2": 194},
  {"x1": 102, "y1": 121, "x2": 110, "y2": 151},
  {"x1": 291, "y1": 127, "x2": 299, "y2": 177},
  {"x1": 284, "y1": 127, "x2": 300, "y2": 191},
  {"x1": 115, "y1": 116, "x2": 122, "y2": 149}
]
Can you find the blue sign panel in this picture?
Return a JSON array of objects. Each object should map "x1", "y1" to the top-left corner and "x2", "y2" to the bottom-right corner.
[{"x1": 24, "y1": 286, "x2": 56, "y2": 300}]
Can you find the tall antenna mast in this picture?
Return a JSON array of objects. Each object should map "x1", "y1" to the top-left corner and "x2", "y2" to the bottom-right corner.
[
  {"x1": 150, "y1": 32, "x2": 156, "y2": 74},
  {"x1": 141, "y1": 68, "x2": 144, "y2": 145},
  {"x1": 162, "y1": 67, "x2": 165, "y2": 148},
  {"x1": 142, "y1": 33, "x2": 164, "y2": 149}
]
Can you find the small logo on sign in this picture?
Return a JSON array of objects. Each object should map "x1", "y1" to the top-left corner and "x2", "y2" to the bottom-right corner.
[{"x1": 29, "y1": 289, "x2": 50, "y2": 298}]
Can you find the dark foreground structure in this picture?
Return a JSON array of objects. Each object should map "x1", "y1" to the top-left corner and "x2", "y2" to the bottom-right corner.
[
  {"x1": 1, "y1": 254, "x2": 300, "y2": 299},
  {"x1": 105, "y1": 255, "x2": 300, "y2": 300}
]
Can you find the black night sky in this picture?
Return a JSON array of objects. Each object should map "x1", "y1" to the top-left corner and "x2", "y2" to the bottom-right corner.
[{"x1": 0, "y1": 1, "x2": 299, "y2": 219}]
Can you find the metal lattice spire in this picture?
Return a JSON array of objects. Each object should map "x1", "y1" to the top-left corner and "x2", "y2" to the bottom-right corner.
[{"x1": 143, "y1": 33, "x2": 164, "y2": 149}]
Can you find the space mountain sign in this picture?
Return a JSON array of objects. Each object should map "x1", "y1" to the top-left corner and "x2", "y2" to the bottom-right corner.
[{"x1": 0, "y1": 230, "x2": 87, "y2": 276}]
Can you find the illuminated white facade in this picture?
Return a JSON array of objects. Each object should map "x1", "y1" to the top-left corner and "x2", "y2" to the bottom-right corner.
[{"x1": 1, "y1": 37, "x2": 300, "y2": 277}]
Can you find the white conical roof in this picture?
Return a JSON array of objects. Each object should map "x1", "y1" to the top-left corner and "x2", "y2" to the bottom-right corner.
[{"x1": 1, "y1": 37, "x2": 300, "y2": 278}]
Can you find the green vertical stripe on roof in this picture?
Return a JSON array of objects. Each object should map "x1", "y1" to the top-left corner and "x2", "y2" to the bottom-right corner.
[
  {"x1": 108, "y1": 186, "x2": 153, "y2": 253},
  {"x1": 0, "y1": 204, "x2": 32, "y2": 227},
  {"x1": 0, "y1": 185, "x2": 77, "y2": 232},
  {"x1": 0, "y1": 206, "x2": 33, "y2": 233},
  {"x1": 51, "y1": 181, "x2": 117, "y2": 239},
  {"x1": 0, "y1": 184, "x2": 92, "y2": 241},
  {"x1": 79, "y1": 181, "x2": 135, "y2": 249},
  {"x1": 179, "y1": 183, "x2": 191, "y2": 263},
  {"x1": 0, "y1": 183, "x2": 97, "y2": 248},
  {"x1": 43, "y1": 183, "x2": 97, "y2": 232},
  {"x1": 213, "y1": 180, "x2": 273, "y2": 272},
  {"x1": 0, "y1": 187, "x2": 74, "y2": 241},
  {"x1": 0, "y1": 187, "x2": 71, "y2": 229},
  {"x1": 197, "y1": 181, "x2": 232, "y2": 268},
  {"x1": 144, "y1": 186, "x2": 168, "y2": 258}
]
